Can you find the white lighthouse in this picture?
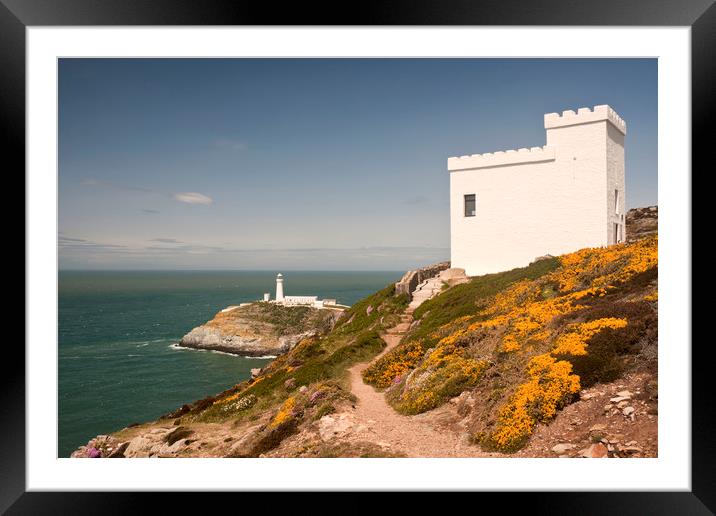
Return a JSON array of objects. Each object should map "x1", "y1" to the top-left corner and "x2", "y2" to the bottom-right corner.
[{"x1": 275, "y1": 273, "x2": 284, "y2": 302}]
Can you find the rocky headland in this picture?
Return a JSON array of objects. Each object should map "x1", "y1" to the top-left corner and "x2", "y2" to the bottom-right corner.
[{"x1": 178, "y1": 302, "x2": 342, "y2": 357}]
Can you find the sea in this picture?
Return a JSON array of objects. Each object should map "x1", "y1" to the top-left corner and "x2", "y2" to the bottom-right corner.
[{"x1": 58, "y1": 270, "x2": 402, "y2": 457}]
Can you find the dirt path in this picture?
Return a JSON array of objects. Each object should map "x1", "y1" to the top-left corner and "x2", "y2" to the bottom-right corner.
[{"x1": 345, "y1": 312, "x2": 491, "y2": 457}]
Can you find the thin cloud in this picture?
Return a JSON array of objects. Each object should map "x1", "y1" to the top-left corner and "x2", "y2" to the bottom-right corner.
[
  {"x1": 58, "y1": 235, "x2": 127, "y2": 251},
  {"x1": 174, "y1": 192, "x2": 213, "y2": 205},
  {"x1": 58, "y1": 236, "x2": 88, "y2": 243},
  {"x1": 150, "y1": 238, "x2": 183, "y2": 244},
  {"x1": 82, "y1": 179, "x2": 214, "y2": 208}
]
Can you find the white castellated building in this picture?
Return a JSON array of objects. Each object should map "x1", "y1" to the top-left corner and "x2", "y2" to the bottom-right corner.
[{"x1": 448, "y1": 105, "x2": 627, "y2": 277}]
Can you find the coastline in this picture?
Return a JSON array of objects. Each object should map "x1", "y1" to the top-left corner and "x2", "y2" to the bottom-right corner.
[{"x1": 168, "y1": 342, "x2": 277, "y2": 359}]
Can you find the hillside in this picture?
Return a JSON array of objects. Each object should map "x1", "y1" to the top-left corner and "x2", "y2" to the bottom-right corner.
[{"x1": 72, "y1": 208, "x2": 658, "y2": 459}]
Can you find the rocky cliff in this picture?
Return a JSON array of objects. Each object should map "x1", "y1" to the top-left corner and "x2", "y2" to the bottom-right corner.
[{"x1": 178, "y1": 302, "x2": 341, "y2": 357}]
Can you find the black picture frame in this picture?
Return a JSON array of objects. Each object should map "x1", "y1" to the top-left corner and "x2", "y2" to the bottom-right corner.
[{"x1": 4, "y1": 0, "x2": 707, "y2": 511}]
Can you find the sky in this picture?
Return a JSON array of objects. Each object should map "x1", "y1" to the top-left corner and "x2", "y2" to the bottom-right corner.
[{"x1": 58, "y1": 58, "x2": 657, "y2": 270}]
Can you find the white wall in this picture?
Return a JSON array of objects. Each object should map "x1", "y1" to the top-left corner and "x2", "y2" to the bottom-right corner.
[
  {"x1": 448, "y1": 105, "x2": 626, "y2": 277},
  {"x1": 283, "y1": 296, "x2": 318, "y2": 305},
  {"x1": 606, "y1": 123, "x2": 626, "y2": 243}
]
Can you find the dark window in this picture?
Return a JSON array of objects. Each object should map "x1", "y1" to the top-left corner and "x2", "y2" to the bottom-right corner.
[{"x1": 464, "y1": 194, "x2": 476, "y2": 217}]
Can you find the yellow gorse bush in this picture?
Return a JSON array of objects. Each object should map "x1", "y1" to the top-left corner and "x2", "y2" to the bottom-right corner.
[
  {"x1": 552, "y1": 317, "x2": 628, "y2": 356},
  {"x1": 488, "y1": 317, "x2": 627, "y2": 450},
  {"x1": 556, "y1": 236, "x2": 658, "y2": 292},
  {"x1": 363, "y1": 341, "x2": 425, "y2": 388},
  {"x1": 392, "y1": 344, "x2": 489, "y2": 414},
  {"x1": 434, "y1": 236, "x2": 656, "y2": 357},
  {"x1": 489, "y1": 354, "x2": 580, "y2": 451},
  {"x1": 268, "y1": 396, "x2": 296, "y2": 429}
]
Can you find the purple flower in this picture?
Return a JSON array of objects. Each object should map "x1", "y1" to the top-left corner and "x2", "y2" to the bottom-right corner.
[{"x1": 87, "y1": 447, "x2": 101, "y2": 458}]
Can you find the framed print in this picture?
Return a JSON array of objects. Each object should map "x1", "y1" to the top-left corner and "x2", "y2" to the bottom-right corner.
[{"x1": 5, "y1": 0, "x2": 709, "y2": 511}]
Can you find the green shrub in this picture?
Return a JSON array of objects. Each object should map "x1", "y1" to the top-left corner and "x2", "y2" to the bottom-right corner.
[
  {"x1": 246, "y1": 419, "x2": 299, "y2": 457},
  {"x1": 312, "y1": 402, "x2": 336, "y2": 420}
]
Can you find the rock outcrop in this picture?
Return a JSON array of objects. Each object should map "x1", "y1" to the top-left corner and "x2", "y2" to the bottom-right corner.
[
  {"x1": 178, "y1": 302, "x2": 341, "y2": 357},
  {"x1": 626, "y1": 205, "x2": 657, "y2": 242}
]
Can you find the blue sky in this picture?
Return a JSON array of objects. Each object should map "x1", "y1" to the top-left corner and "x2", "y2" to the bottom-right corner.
[{"x1": 58, "y1": 58, "x2": 657, "y2": 270}]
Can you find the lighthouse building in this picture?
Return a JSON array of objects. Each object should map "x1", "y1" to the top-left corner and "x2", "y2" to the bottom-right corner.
[{"x1": 261, "y1": 273, "x2": 339, "y2": 309}]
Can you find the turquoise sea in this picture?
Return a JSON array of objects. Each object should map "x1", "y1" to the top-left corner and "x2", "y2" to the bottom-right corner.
[{"x1": 58, "y1": 270, "x2": 401, "y2": 457}]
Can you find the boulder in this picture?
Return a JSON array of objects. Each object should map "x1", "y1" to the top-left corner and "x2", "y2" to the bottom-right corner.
[
  {"x1": 579, "y1": 443, "x2": 609, "y2": 458},
  {"x1": 552, "y1": 443, "x2": 575, "y2": 455},
  {"x1": 318, "y1": 413, "x2": 355, "y2": 441},
  {"x1": 108, "y1": 441, "x2": 130, "y2": 458},
  {"x1": 156, "y1": 438, "x2": 190, "y2": 457},
  {"x1": 124, "y1": 436, "x2": 158, "y2": 458}
]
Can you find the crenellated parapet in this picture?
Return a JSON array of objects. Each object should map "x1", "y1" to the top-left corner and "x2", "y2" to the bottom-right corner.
[
  {"x1": 448, "y1": 145, "x2": 555, "y2": 172},
  {"x1": 544, "y1": 104, "x2": 626, "y2": 135}
]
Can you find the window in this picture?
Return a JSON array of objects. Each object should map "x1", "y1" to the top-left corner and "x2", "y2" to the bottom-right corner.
[
  {"x1": 614, "y1": 223, "x2": 620, "y2": 244},
  {"x1": 614, "y1": 189, "x2": 619, "y2": 213},
  {"x1": 464, "y1": 194, "x2": 476, "y2": 217}
]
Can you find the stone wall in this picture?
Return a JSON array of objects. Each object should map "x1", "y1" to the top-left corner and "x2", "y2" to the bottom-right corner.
[{"x1": 395, "y1": 261, "x2": 450, "y2": 299}]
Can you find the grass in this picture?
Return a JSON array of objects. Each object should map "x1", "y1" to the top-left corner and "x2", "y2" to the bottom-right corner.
[{"x1": 408, "y1": 257, "x2": 560, "y2": 346}]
